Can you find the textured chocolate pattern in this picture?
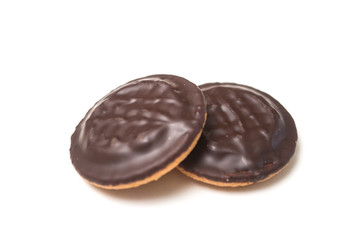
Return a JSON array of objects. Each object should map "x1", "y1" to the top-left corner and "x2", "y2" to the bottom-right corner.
[
  {"x1": 70, "y1": 75, "x2": 206, "y2": 186},
  {"x1": 179, "y1": 83, "x2": 297, "y2": 183}
]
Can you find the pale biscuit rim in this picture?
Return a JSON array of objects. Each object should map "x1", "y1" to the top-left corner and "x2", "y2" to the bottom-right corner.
[{"x1": 176, "y1": 161, "x2": 291, "y2": 187}]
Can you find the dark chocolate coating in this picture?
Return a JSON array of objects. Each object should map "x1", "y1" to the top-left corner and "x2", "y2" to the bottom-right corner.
[
  {"x1": 70, "y1": 75, "x2": 206, "y2": 186},
  {"x1": 179, "y1": 83, "x2": 297, "y2": 183}
]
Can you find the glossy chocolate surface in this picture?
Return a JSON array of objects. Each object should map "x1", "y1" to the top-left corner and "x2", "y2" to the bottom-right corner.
[
  {"x1": 70, "y1": 75, "x2": 206, "y2": 186},
  {"x1": 179, "y1": 83, "x2": 297, "y2": 183}
]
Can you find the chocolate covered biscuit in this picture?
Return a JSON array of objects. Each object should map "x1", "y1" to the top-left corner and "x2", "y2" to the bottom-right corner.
[
  {"x1": 178, "y1": 83, "x2": 297, "y2": 186},
  {"x1": 70, "y1": 75, "x2": 207, "y2": 189}
]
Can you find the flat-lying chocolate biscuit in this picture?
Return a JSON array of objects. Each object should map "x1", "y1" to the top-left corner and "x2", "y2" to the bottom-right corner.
[
  {"x1": 70, "y1": 75, "x2": 206, "y2": 189},
  {"x1": 178, "y1": 83, "x2": 297, "y2": 187}
]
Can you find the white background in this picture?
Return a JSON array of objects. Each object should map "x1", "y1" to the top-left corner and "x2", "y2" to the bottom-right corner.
[{"x1": 1, "y1": 1, "x2": 359, "y2": 239}]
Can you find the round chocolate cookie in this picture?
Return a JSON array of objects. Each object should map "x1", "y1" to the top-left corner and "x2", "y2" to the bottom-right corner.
[
  {"x1": 178, "y1": 83, "x2": 297, "y2": 187},
  {"x1": 70, "y1": 75, "x2": 207, "y2": 189}
]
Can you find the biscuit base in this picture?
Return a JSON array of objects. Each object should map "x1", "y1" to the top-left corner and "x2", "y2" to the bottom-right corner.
[
  {"x1": 84, "y1": 113, "x2": 207, "y2": 190},
  {"x1": 177, "y1": 162, "x2": 289, "y2": 187}
]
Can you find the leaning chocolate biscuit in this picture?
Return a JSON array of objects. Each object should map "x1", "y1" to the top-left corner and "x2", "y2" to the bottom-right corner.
[
  {"x1": 70, "y1": 75, "x2": 206, "y2": 189},
  {"x1": 178, "y1": 83, "x2": 297, "y2": 187}
]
